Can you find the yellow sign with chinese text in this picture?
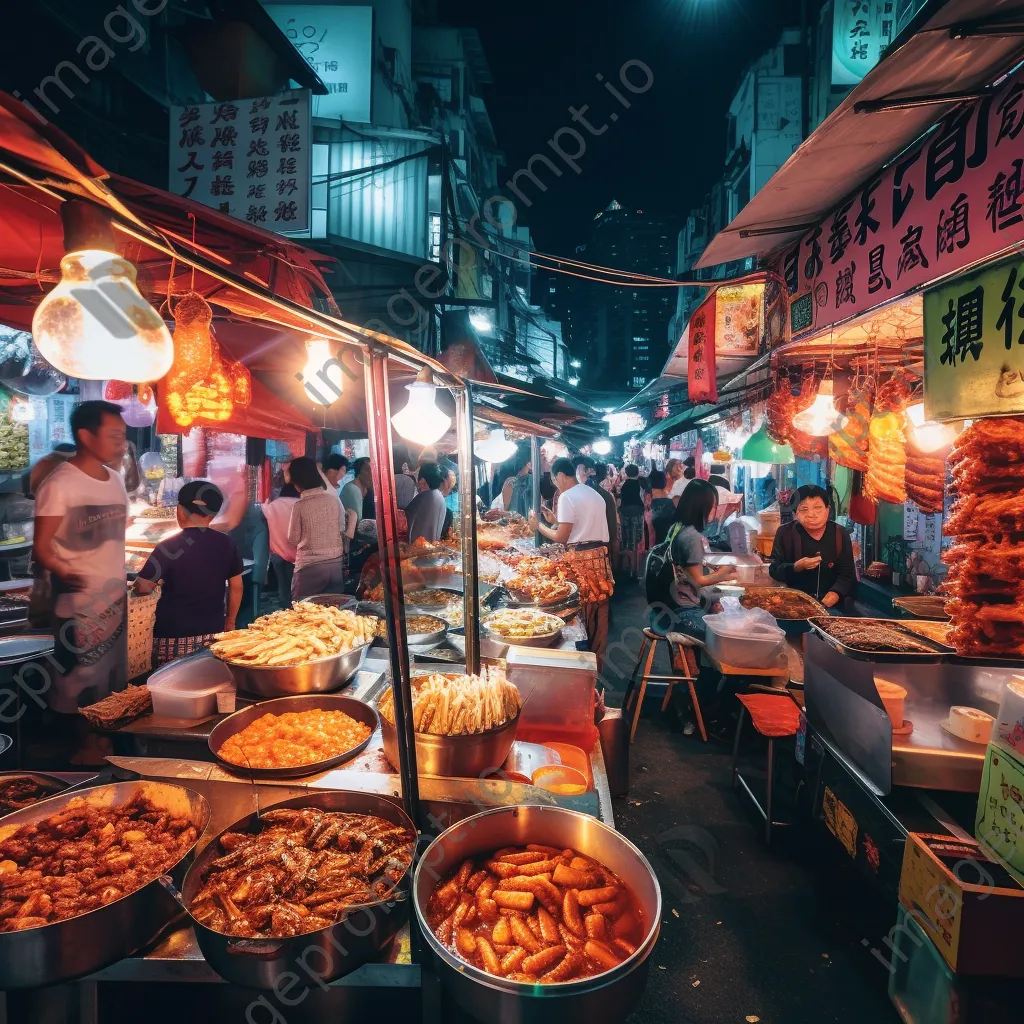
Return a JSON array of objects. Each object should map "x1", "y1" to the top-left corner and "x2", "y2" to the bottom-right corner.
[{"x1": 924, "y1": 258, "x2": 1024, "y2": 421}]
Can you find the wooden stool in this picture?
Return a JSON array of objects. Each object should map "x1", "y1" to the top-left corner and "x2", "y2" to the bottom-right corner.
[
  {"x1": 731, "y1": 691, "x2": 802, "y2": 844},
  {"x1": 622, "y1": 628, "x2": 706, "y2": 743}
]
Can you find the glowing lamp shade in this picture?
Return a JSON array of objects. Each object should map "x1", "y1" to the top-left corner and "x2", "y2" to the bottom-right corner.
[
  {"x1": 475, "y1": 427, "x2": 518, "y2": 464},
  {"x1": 302, "y1": 338, "x2": 343, "y2": 407},
  {"x1": 391, "y1": 379, "x2": 451, "y2": 446},
  {"x1": 792, "y1": 379, "x2": 840, "y2": 437},
  {"x1": 906, "y1": 402, "x2": 959, "y2": 453},
  {"x1": 542, "y1": 439, "x2": 569, "y2": 461},
  {"x1": 742, "y1": 422, "x2": 795, "y2": 464},
  {"x1": 593, "y1": 438, "x2": 613, "y2": 456},
  {"x1": 32, "y1": 251, "x2": 174, "y2": 383}
]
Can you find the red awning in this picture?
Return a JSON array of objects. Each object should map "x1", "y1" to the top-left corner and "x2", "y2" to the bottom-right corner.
[{"x1": 697, "y1": 0, "x2": 1024, "y2": 269}]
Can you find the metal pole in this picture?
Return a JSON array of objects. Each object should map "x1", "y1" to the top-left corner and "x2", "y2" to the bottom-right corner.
[
  {"x1": 455, "y1": 384, "x2": 481, "y2": 674},
  {"x1": 531, "y1": 435, "x2": 542, "y2": 547},
  {"x1": 363, "y1": 347, "x2": 420, "y2": 824}
]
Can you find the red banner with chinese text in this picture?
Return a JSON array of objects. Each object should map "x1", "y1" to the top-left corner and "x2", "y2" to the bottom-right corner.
[
  {"x1": 776, "y1": 68, "x2": 1024, "y2": 337},
  {"x1": 687, "y1": 293, "x2": 718, "y2": 403}
]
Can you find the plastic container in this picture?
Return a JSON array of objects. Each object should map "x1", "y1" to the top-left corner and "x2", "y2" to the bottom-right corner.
[
  {"x1": 532, "y1": 764, "x2": 588, "y2": 795},
  {"x1": 875, "y1": 679, "x2": 907, "y2": 728},
  {"x1": 506, "y1": 647, "x2": 599, "y2": 750},
  {"x1": 147, "y1": 654, "x2": 234, "y2": 720},
  {"x1": 703, "y1": 609, "x2": 786, "y2": 669}
]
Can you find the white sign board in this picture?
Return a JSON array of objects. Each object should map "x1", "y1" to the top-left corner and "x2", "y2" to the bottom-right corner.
[
  {"x1": 265, "y1": 5, "x2": 373, "y2": 123},
  {"x1": 168, "y1": 90, "x2": 311, "y2": 231},
  {"x1": 604, "y1": 411, "x2": 647, "y2": 437}
]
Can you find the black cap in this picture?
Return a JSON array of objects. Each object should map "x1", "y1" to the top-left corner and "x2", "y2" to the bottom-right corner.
[{"x1": 177, "y1": 480, "x2": 224, "y2": 517}]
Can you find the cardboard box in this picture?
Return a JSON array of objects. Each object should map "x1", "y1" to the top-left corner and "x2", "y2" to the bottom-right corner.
[{"x1": 898, "y1": 833, "x2": 1024, "y2": 976}]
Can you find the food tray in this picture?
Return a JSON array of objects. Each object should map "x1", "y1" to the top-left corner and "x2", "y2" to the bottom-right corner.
[
  {"x1": 505, "y1": 580, "x2": 579, "y2": 609},
  {"x1": 208, "y1": 693, "x2": 378, "y2": 779},
  {"x1": 892, "y1": 596, "x2": 949, "y2": 621},
  {"x1": 0, "y1": 771, "x2": 69, "y2": 818},
  {"x1": 404, "y1": 587, "x2": 464, "y2": 611},
  {"x1": 896, "y1": 619, "x2": 955, "y2": 652},
  {"x1": 808, "y1": 617, "x2": 948, "y2": 663},
  {"x1": 739, "y1": 587, "x2": 827, "y2": 620}
]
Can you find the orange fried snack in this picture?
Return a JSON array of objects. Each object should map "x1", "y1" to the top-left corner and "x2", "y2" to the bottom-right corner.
[{"x1": 216, "y1": 709, "x2": 371, "y2": 769}]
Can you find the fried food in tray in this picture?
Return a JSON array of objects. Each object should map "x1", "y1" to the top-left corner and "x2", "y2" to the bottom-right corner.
[
  {"x1": 215, "y1": 709, "x2": 373, "y2": 770},
  {"x1": 811, "y1": 617, "x2": 942, "y2": 654},
  {"x1": 739, "y1": 588, "x2": 824, "y2": 619},
  {"x1": 210, "y1": 603, "x2": 376, "y2": 668},
  {"x1": 0, "y1": 795, "x2": 197, "y2": 932},
  {"x1": 405, "y1": 588, "x2": 459, "y2": 607},
  {"x1": 426, "y1": 845, "x2": 645, "y2": 984},
  {"x1": 0, "y1": 777, "x2": 65, "y2": 818},
  {"x1": 373, "y1": 614, "x2": 446, "y2": 639},
  {"x1": 189, "y1": 808, "x2": 415, "y2": 938},
  {"x1": 898, "y1": 620, "x2": 954, "y2": 648},
  {"x1": 506, "y1": 574, "x2": 575, "y2": 605},
  {"x1": 378, "y1": 667, "x2": 522, "y2": 736},
  {"x1": 484, "y1": 609, "x2": 564, "y2": 639}
]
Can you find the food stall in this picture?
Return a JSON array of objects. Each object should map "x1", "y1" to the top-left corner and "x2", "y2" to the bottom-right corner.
[{"x1": 0, "y1": 94, "x2": 659, "y2": 1023}]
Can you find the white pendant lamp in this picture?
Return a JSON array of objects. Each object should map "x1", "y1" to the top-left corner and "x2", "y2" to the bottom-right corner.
[
  {"x1": 301, "y1": 338, "x2": 344, "y2": 406},
  {"x1": 906, "y1": 402, "x2": 958, "y2": 453},
  {"x1": 592, "y1": 438, "x2": 612, "y2": 456},
  {"x1": 476, "y1": 427, "x2": 518, "y2": 463},
  {"x1": 792, "y1": 378, "x2": 840, "y2": 436},
  {"x1": 32, "y1": 203, "x2": 173, "y2": 383},
  {"x1": 392, "y1": 368, "x2": 451, "y2": 445}
]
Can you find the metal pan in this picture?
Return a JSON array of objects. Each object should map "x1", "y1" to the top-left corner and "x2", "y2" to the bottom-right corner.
[
  {"x1": 739, "y1": 586, "x2": 828, "y2": 620},
  {"x1": 892, "y1": 596, "x2": 950, "y2": 621},
  {"x1": 0, "y1": 771, "x2": 69, "y2": 817},
  {"x1": 220, "y1": 640, "x2": 372, "y2": 698},
  {"x1": 404, "y1": 587, "x2": 464, "y2": 611},
  {"x1": 505, "y1": 580, "x2": 579, "y2": 608},
  {"x1": 209, "y1": 693, "x2": 379, "y2": 779},
  {"x1": 172, "y1": 790, "x2": 415, "y2": 989},
  {"x1": 0, "y1": 781, "x2": 210, "y2": 989},
  {"x1": 482, "y1": 611, "x2": 564, "y2": 649},
  {"x1": 808, "y1": 618, "x2": 948, "y2": 663},
  {"x1": 370, "y1": 613, "x2": 449, "y2": 648}
]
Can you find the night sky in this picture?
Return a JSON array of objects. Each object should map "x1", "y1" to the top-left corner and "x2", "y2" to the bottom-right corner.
[{"x1": 440, "y1": 0, "x2": 807, "y2": 254}]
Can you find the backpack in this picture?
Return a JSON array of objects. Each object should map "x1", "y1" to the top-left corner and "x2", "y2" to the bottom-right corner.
[{"x1": 644, "y1": 523, "x2": 681, "y2": 606}]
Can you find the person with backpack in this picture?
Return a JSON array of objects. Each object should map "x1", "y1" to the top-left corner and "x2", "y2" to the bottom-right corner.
[{"x1": 645, "y1": 479, "x2": 737, "y2": 640}]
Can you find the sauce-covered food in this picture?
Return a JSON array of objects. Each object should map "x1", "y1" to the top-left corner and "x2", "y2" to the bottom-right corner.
[
  {"x1": 216, "y1": 709, "x2": 372, "y2": 769},
  {"x1": 426, "y1": 845, "x2": 645, "y2": 983}
]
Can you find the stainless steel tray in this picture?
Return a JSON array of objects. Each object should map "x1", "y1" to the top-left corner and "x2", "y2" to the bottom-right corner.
[
  {"x1": 740, "y1": 587, "x2": 827, "y2": 620},
  {"x1": 808, "y1": 617, "x2": 948, "y2": 663}
]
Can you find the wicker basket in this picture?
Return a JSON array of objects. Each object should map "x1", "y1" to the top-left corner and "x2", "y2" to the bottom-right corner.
[{"x1": 127, "y1": 586, "x2": 160, "y2": 680}]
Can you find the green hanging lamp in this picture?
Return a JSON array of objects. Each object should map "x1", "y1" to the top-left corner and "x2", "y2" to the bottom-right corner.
[{"x1": 742, "y1": 422, "x2": 795, "y2": 464}]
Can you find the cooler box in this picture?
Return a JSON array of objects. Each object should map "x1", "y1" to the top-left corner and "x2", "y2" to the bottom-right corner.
[{"x1": 506, "y1": 647, "x2": 598, "y2": 751}]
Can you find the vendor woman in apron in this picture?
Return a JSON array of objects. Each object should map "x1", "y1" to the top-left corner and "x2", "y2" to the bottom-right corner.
[
  {"x1": 769, "y1": 484, "x2": 856, "y2": 609},
  {"x1": 529, "y1": 457, "x2": 613, "y2": 669}
]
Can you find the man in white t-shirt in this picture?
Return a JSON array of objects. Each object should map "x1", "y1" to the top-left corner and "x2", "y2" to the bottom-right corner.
[
  {"x1": 34, "y1": 401, "x2": 129, "y2": 741},
  {"x1": 529, "y1": 457, "x2": 613, "y2": 668}
]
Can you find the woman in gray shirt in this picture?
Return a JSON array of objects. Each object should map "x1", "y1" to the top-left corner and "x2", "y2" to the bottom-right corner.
[{"x1": 287, "y1": 457, "x2": 346, "y2": 600}]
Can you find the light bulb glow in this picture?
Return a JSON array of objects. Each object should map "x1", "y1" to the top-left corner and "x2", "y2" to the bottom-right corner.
[
  {"x1": 906, "y1": 402, "x2": 958, "y2": 453},
  {"x1": 301, "y1": 338, "x2": 343, "y2": 406},
  {"x1": 542, "y1": 439, "x2": 569, "y2": 461},
  {"x1": 32, "y1": 250, "x2": 174, "y2": 383},
  {"x1": 475, "y1": 427, "x2": 517, "y2": 464},
  {"x1": 469, "y1": 310, "x2": 494, "y2": 335},
  {"x1": 391, "y1": 381, "x2": 451, "y2": 445},
  {"x1": 792, "y1": 380, "x2": 840, "y2": 436},
  {"x1": 593, "y1": 438, "x2": 612, "y2": 456}
]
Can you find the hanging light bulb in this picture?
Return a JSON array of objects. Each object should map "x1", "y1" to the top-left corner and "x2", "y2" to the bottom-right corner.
[
  {"x1": 391, "y1": 368, "x2": 451, "y2": 445},
  {"x1": 475, "y1": 427, "x2": 518, "y2": 463},
  {"x1": 593, "y1": 438, "x2": 613, "y2": 456},
  {"x1": 792, "y1": 379, "x2": 840, "y2": 436},
  {"x1": 32, "y1": 202, "x2": 174, "y2": 383},
  {"x1": 906, "y1": 402, "x2": 959, "y2": 453},
  {"x1": 301, "y1": 338, "x2": 344, "y2": 406},
  {"x1": 541, "y1": 439, "x2": 569, "y2": 461}
]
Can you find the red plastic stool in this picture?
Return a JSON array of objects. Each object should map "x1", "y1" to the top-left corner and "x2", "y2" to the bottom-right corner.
[{"x1": 732, "y1": 691, "x2": 802, "y2": 844}]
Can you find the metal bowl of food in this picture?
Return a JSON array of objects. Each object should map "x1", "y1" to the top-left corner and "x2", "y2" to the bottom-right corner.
[
  {"x1": 306, "y1": 593, "x2": 358, "y2": 610},
  {"x1": 371, "y1": 613, "x2": 449, "y2": 648},
  {"x1": 0, "y1": 781, "x2": 209, "y2": 989},
  {"x1": 0, "y1": 771, "x2": 69, "y2": 817},
  {"x1": 414, "y1": 805, "x2": 661, "y2": 1024},
  {"x1": 506, "y1": 580, "x2": 579, "y2": 608},
  {"x1": 483, "y1": 609, "x2": 564, "y2": 649},
  {"x1": 208, "y1": 693, "x2": 379, "y2": 779},
  {"x1": 221, "y1": 641, "x2": 373, "y2": 698}
]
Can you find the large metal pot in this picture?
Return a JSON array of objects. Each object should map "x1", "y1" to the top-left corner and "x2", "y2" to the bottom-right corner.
[
  {"x1": 414, "y1": 806, "x2": 661, "y2": 1024},
  {"x1": 0, "y1": 781, "x2": 210, "y2": 989},
  {"x1": 221, "y1": 641, "x2": 372, "y2": 697},
  {"x1": 174, "y1": 790, "x2": 415, "y2": 989}
]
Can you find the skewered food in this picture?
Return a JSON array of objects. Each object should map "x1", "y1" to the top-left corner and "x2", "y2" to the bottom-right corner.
[
  {"x1": 378, "y1": 668, "x2": 522, "y2": 736},
  {"x1": 216, "y1": 709, "x2": 373, "y2": 770},
  {"x1": 426, "y1": 845, "x2": 645, "y2": 983},
  {"x1": 483, "y1": 609, "x2": 564, "y2": 639},
  {"x1": 506, "y1": 575, "x2": 574, "y2": 604},
  {"x1": 211, "y1": 603, "x2": 376, "y2": 668},
  {"x1": 739, "y1": 589, "x2": 823, "y2": 619},
  {"x1": 190, "y1": 808, "x2": 414, "y2": 938},
  {"x1": 812, "y1": 617, "x2": 940, "y2": 654},
  {"x1": 0, "y1": 795, "x2": 198, "y2": 931}
]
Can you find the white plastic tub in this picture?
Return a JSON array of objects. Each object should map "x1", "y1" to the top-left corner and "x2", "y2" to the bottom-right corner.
[
  {"x1": 147, "y1": 653, "x2": 234, "y2": 720},
  {"x1": 704, "y1": 610, "x2": 786, "y2": 669}
]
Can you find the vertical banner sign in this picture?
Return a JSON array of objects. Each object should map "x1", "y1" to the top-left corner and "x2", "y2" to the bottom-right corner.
[
  {"x1": 833, "y1": 1, "x2": 896, "y2": 86},
  {"x1": 923, "y1": 257, "x2": 1024, "y2": 421},
  {"x1": 169, "y1": 90, "x2": 311, "y2": 232},
  {"x1": 687, "y1": 293, "x2": 718, "y2": 403},
  {"x1": 777, "y1": 68, "x2": 1024, "y2": 338}
]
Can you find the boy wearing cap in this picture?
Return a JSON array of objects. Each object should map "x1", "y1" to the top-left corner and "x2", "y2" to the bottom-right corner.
[{"x1": 136, "y1": 480, "x2": 244, "y2": 667}]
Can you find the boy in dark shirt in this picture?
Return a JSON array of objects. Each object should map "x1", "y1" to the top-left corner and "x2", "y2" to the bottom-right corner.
[{"x1": 137, "y1": 480, "x2": 244, "y2": 667}]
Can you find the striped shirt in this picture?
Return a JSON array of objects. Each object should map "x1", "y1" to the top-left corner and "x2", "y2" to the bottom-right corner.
[{"x1": 287, "y1": 488, "x2": 344, "y2": 569}]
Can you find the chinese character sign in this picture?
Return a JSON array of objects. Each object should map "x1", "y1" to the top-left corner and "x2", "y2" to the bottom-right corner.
[
  {"x1": 265, "y1": 6, "x2": 373, "y2": 123},
  {"x1": 168, "y1": 91, "x2": 311, "y2": 232},
  {"x1": 923, "y1": 257, "x2": 1024, "y2": 420},
  {"x1": 832, "y1": 1, "x2": 896, "y2": 86},
  {"x1": 781, "y1": 69, "x2": 1024, "y2": 336},
  {"x1": 687, "y1": 293, "x2": 718, "y2": 404}
]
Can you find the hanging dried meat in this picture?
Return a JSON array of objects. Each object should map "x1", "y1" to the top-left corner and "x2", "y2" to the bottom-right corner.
[
  {"x1": 766, "y1": 369, "x2": 798, "y2": 445},
  {"x1": 788, "y1": 373, "x2": 828, "y2": 462},
  {"x1": 905, "y1": 438, "x2": 946, "y2": 515},
  {"x1": 941, "y1": 416, "x2": 1024, "y2": 659},
  {"x1": 829, "y1": 379, "x2": 873, "y2": 471},
  {"x1": 864, "y1": 373, "x2": 911, "y2": 504}
]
